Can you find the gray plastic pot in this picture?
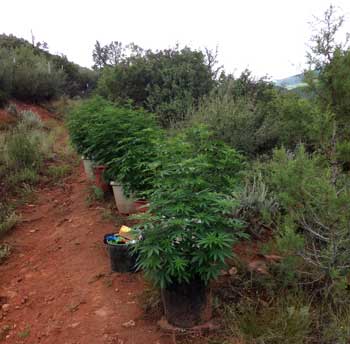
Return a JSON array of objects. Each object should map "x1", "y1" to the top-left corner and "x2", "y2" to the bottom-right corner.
[
  {"x1": 110, "y1": 181, "x2": 136, "y2": 214},
  {"x1": 82, "y1": 157, "x2": 95, "y2": 181}
]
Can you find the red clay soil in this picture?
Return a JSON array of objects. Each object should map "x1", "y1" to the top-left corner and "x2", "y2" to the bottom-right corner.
[
  {"x1": 0, "y1": 104, "x2": 172, "y2": 344},
  {"x1": 0, "y1": 109, "x2": 15, "y2": 126},
  {"x1": 0, "y1": 164, "x2": 172, "y2": 344},
  {"x1": 11, "y1": 101, "x2": 53, "y2": 121}
]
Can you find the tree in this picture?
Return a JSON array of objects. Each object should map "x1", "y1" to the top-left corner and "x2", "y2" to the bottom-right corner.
[
  {"x1": 95, "y1": 44, "x2": 215, "y2": 127},
  {"x1": 306, "y1": 5, "x2": 350, "y2": 183},
  {"x1": 92, "y1": 41, "x2": 143, "y2": 70}
]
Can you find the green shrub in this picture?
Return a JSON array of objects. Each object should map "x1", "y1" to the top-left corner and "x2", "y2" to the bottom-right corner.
[
  {"x1": 0, "y1": 204, "x2": 19, "y2": 237},
  {"x1": 232, "y1": 173, "x2": 279, "y2": 238},
  {"x1": 0, "y1": 34, "x2": 97, "y2": 101},
  {"x1": 46, "y1": 164, "x2": 72, "y2": 180},
  {"x1": 223, "y1": 293, "x2": 311, "y2": 344},
  {"x1": 6, "y1": 128, "x2": 42, "y2": 171},
  {"x1": 11, "y1": 46, "x2": 66, "y2": 101},
  {"x1": 86, "y1": 185, "x2": 105, "y2": 205},
  {"x1": 0, "y1": 48, "x2": 13, "y2": 106},
  {"x1": 0, "y1": 244, "x2": 11, "y2": 264},
  {"x1": 19, "y1": 110, "x2": 43, "y2": 129},
  {"x1": 6, "y1": 103, "x2": 18, "y2": 117},
  {"x1": 6, "y1": 167, "x2": 40, "y2": 186},
  {"x1": 320, "y1": 308, "x2": 350, "y2": 344},
  {"x1": 190, "y1": 80, "x2": 321, "y2": 156},
  {"x1": 95, "y1": 45, "x2": 214, "y2": 128},
  {"x1": 258, "y1": 146, "x2": 350, "y2": 297}
]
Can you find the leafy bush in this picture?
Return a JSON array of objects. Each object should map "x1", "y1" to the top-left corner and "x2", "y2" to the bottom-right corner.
[
  {"x1": 0, "y1": 243, "x2": 11, "y2": 263},
  {"x1": 96, "y1": 45, "x2": 215, "y2": 127},
  {"x1": 11, "y1": 46, "x2": 66, "y2": 101},
  {"x1": 0, "y1": 48, "x2": 13, "y2": 106},
  {"x1": 232, "y1": 173, "x2": 279, "y2": 238},
  {"x1": 6, "y1": 128, "x2": 43, "y2": 171},
  {"x1": 258, "y1": 146, "x2": 350, "y2": 297},
  {"x1": 18, "y1": 110, "x2": 43, "y2": 129},
  {"x1": 135, "y1": 126, "x2": 246, "y2": 288},
  {"x1": 190, "y1": 76, "x2": 321, "y2": 156},
  {"x1": 0, "y1": 204, "x2": 18, "y2": 237},
  {"x1": 0, "y1": 34, "x2": 97, "y2": 103},
  {"x1": 6, "y1": 167, "x2": 40, "y2": 186},
  {"x1": 223, "y1": 292, "x2": 311, "y2": 344},
  {"x1": 46, "y1": 164, "x2": 72, "y2": 180}
]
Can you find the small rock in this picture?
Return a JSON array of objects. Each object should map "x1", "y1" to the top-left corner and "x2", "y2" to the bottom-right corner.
[
  {"x1": 228, "y1": 266, "x2": 238, "y2": 276},
  {"x1": 114, "y1": 288, "x2": 119, "y2": 293},
  {"x1": 248, "y1": 260, "x2": 269, "y2": 275},
  {"x1": 69, "y1": 322, "x2": 80, "y2": 328},
  {"x1": 122, "y1": 320, "x2": 135, "y2": 328},
  {"x1": 95, "y1": 308, "x2": 108, "y2": 317},
  {"x1": 45, "y1": 296, "x2": 55, "y2": 303},
  {"x1": 263, "y1": 254, "x2": 283, "y2": 262},
  {"x1": 2, "y1": 304, "x2": 10, "y2": 312},
  {"x1": 219, "y1": 270, "x2": 228, "y2": 276},
  {"x1": 7, "y1": 291, "x2": 17, "y2": 299},
  {"x1": 29, "y1": 229, "x2": 37, "y2": 233}
]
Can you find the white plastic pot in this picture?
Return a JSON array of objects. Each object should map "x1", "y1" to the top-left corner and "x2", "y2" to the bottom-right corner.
[
  {"x1": 82, "y1": 157, "x2": 95, "y2": 181},
  {"x1": 110, "y1": 181, "x2": 136, "y2": 214}
]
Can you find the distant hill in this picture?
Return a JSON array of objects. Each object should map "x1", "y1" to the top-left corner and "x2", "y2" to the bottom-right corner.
[{"x1": 274, "y1": 73, "x2": 307, "y2": 90}]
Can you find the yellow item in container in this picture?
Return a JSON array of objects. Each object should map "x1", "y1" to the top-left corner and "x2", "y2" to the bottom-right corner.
[
  {"x1": 119, "y1": 225, "x2": 132, "y2": 234},
  {"x1": 118, "y1": 225, "x2": 140, "y2": 241}
]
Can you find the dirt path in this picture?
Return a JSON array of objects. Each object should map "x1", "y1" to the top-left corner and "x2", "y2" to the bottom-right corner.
[{"x1": 0, "y1": 154, "x2": 171, "y2": 343}]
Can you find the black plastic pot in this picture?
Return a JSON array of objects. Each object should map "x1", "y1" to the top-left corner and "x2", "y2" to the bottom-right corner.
[
  {"x1": 161, "y1": 277, "x2": 212, "y2": 328},
  {"x1": 104, "y1": 234, "x2": 137, "y2": 273},
  {"x1": 107, "y1": 243, "x2": 137, "y2": 272}
]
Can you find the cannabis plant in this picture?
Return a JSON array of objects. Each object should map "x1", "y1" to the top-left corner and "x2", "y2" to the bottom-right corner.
[{"x1": 135, "y1": 127, "x2": 246, "y2": 288}]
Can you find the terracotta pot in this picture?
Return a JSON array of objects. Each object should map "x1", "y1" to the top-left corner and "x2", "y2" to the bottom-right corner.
[
  {"x1": 93, "y1": 165, "x2": 109, "y2": 192},
  {"x1": 134, "y1": 199, "x2": 150, "y2": 213},
  {"x1": 161, "y1": 277, "x2": 212, "y2": 328},
  {"x1": 110, "y1": 182, "x2": 136, "y2": 214}
]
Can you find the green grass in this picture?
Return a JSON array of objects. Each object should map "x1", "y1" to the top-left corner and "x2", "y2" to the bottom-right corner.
[
  {"x1": 85, "y1": 185, "x2": 104, "y2": 205},
  {"x1": 46, "y1": 164, "x2": 72, "y2": 180},
  {"x1": 222, "y1": 293, "x2": 311, "y2": 344},
  {"x1": 6, "y1": 168, "x2": 40, "y2": 187},
  {"x1": 0, "y1": 206, "x2": 19, "y2": 238},
  {"x1": 17, "y1": 325, "x2": 30, "y2": 339},
  {"x1": 0, "y1": 244, "x2": 11, "y2": 264}
]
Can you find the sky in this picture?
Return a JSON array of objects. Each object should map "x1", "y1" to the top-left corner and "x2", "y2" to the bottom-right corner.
[{"x1": 1, "y1": 0, "x2": 350, "y2": 80}]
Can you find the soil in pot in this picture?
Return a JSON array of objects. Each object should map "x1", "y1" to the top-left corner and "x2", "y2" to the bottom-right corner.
[
  {"x1": 93, "y1": 165, "x2": 109, "y2": 192},
  {"x1": 161, "y1": 277, "x2": 212, "y2": 328}
]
